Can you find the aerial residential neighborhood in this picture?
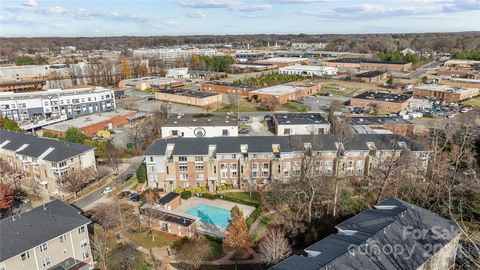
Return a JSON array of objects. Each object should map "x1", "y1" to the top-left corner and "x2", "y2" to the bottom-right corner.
[{"x1": 0, "y1": 1, "x2": 479, "y2": 270}]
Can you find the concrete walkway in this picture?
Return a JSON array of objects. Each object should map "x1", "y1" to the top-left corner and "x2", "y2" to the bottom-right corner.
[{"x1": 249, "y1": 210, "x2": 275, "y2": 237}]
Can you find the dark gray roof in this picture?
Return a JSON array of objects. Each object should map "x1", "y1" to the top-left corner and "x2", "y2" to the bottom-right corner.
[
  {"x1": 202, "y1": 81, "x2": 255, "y2": 89},
  {"x1": 140, "y1": 208, "x2": 195, "y2": 227},
  {"x1": 0, "y1": 129, "x2": 93, "y2": 162},
  {"x1": 327, "y1": 58, "x2": 409, "y2": 65},
  {"x1": 274, "y1": 113, "x2": 329, "y2": 125},
  {"x1": 159, "y1": 192, "x2": 180, "y2": 205},
  {"x1": 270, "y1": 198, "x2": 460, "y2": 270},
  {"x1": 165, "y1": 113, "x2": 238, "y2": 127},
  {"x1": 159, "y1": 89, "x2": 218, "y2": 98},
  {"x1": 0, "y1": 200, "x2": 91, "y2": 261},
  {"x1": 353, "y1": 92, "x2": 412, "y2": 103},
  {"x1": 356, "y1": 70, "x2": 387, "y2": 78},
  {"x1": 350, "y1": 117, "x2": 411, "y2": 126},
  {"x1": 145, "y1": 134, "x2": 424, "y2": 156}
]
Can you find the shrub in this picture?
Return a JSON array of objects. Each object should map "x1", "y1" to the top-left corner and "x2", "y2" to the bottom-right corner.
[
  {"x1": 136, "y1": 164, "x2": 147, "y2": 183},
  {"x1": 200, "y1": 187, "x2": 207, "y2": 193},
  {"x1": 202, "y1": 193, "x2": 218, "y2": 200},
  {"x1": 181, "y1": 191, "x2": 192, "y2": 200},
  {"x1": 175, "y1": 187, "x2": 184, "y2": 193}
]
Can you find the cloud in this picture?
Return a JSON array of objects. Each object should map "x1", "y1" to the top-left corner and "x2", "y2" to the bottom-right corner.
[
  {"x1": 184, "y1": 11, "x2": 207, "y2": 18},
  {"x1": 177, "y1": 0, "x2": 271, "y2": 12},
  {"x1": 275, "y1": 0, "x2": 329, "y2": 3},
  {"x1": 22, "y1": 0, "x2": 38, "y2": 7}
]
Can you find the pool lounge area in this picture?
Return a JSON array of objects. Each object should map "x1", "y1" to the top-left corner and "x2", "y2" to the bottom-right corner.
[{"x1": 175, "y1": 197, "x2": 256, "y2": 237}]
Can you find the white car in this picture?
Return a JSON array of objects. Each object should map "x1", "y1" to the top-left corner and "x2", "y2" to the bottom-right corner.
[{"x1": 102, "y1": 187, "x2": 113, "y2": 195}]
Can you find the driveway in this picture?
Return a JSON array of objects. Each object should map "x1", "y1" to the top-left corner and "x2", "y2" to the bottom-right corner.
[
  {"x1": 302, "y1": 95, "x2": 350, "y2": 112},
  {"x1": 244, "y1": 116, "x2": 273, "y2": 136}
]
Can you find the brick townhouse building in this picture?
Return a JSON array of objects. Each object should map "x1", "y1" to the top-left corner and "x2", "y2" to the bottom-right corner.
[
  {"x1": 0, "y1": 129, "x2": 96, "y2": 194},
  {"x1": 144, "y1": 134, "x2": 428, "y2": 192},
  {"x1": 0, "y1": 200, "x2": 93, "y2": 270}
]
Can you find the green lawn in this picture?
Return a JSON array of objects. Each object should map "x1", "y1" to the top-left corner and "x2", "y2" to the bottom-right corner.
[
  {"x1": 220, "y1": 192, "x2": 261, "y2": 206},
  {"x1": 281, "y1": 101, "x2": 309, "y2": 112},
  {"x1": 214, "y1": 105, "x2": 267, "y2": 113},
  {"x1": 252, "y1": 213, "x2": 275, "y2": 241},
  {"x1": 317, "y1": 86, "x2": 349, "y2": 96},
  {"x1": 463, "y1": 97, "x2": 480, "y2": 107},
  {"x1": 129, "y1": 231, "x2": 180, "y2": 249}
]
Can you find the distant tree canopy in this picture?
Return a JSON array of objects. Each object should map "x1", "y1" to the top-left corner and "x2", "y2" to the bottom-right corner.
[
  {"x1": 202, "y1": 55, "x2": 234, "y2": 72},
  {"x1": 64, "y1": 127, "x2": 87, "y2": 144},
  {"x1": 15, "y1": 55, "x2": 34, "y2": 66},
  {"x1": 0, "y1": 116, "x2": 22, "y2": 132},
  {"x1": 377, "y1": 50, "x2": 422, "y2": 64},
  {"x1": 452, "y1": 50, "x2": 480, "y2": 60}
]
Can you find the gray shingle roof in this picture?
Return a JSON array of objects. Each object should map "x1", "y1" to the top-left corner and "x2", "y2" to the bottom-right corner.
[
  {"x1": 159, "y1": 192, "x2": 180, "y2": 205},
  {"x1": 145, "y1": 134, "x2": 424, "y2": 156},
  {"x1": 0, "y1": 129, "x2": 93, "y2": 162},
  {"x1": 0, "y1": 200, "x2": 91, "y2": 261},
  {"x1": 270, "y1": 198, "x2": 460, "y2": 270}
]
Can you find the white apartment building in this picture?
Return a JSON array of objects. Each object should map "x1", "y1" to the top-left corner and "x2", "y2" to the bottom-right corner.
[
  {"x1": 161, "y1": 114, "x2": 239, "y2": 138},
  {"x1": 0, "y1": 87, "x2": 116, "y2": 129},
  {"x1": 278, "y1": 65, "x2": 338, "y2": 76}
]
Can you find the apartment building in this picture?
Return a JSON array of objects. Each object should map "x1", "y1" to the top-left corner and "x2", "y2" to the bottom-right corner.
[
  {"x1": 270, "y1": 198, "x2": 460, "y2": 270},
  {"x1": 0, "y1": 87, "x2": 116, "y2": 129},
  {"x1": 350, "y1": 91, "x2": 412, "y2": 113},
  {"x1": 161, "y1": 113, "x2": 239, "y2": 138},
  {"x1": 144, "y1": 134, "x2": 428, "y2": 192},
  {"x1": 0, "y1": 129, "x2": 96, "y2": 194},
  {"x1": 0, "y1": 200, "x2": 93, "y2": 270}
]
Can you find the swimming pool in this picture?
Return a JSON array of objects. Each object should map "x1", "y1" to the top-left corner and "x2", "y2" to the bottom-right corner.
[{"x1": 185, "y1": 203, "x2": 231, "y2": 228}]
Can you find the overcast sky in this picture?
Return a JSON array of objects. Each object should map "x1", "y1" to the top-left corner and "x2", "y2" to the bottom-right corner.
[{"x1": 0, "y1": 0, "x2": 479, "y2": 37}]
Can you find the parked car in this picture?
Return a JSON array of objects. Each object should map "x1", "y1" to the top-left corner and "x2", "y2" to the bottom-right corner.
[
  {"x1": 129, "y1": 193, "x2": 140, "y2": 202},
  {"x1": 460, "y1": 108, "x2": 469, "y2": 113},
  {"x1": 263, "y1": 115, "x2": 273, "y2": 121},
  {"x1": 147, "y1": 97, "x2": 155, "y2": 101},
  {"x1": 124, "y1": 173, "x2": 133, "y2": 182},
  {"x1": 239, "y1": 127, "x2": 250, "y2": 134},
  {"x1": 102, "y1": 187, "x2": 113, "y2": 195},
  {"x1": 240, "y1": 115, "x2": 250, "y2": 122}
]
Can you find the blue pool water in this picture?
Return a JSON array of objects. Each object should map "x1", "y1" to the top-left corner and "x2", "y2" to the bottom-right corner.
[{"x1": 185, "y1": 204, "x2": 231, "y2": 228}]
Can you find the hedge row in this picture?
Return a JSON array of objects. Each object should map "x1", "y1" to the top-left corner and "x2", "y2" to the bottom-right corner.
[{"x1": 174, "y1": 184, "x2": 235, "y2": 194}]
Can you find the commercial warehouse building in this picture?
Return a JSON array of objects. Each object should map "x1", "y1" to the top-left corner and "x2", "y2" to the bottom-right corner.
[
  {"x1": 161, "y1": 113, "x2": 239, "y2": 138},
  {"x1": 355, "y1": 70, "x2": 388, "y2": 83},
  {"x1": 154, "y1": 89, "x2": 222, "y2": 107},
  {"x1": 200, "y1": 81, "x2": 256, "y2": 96},
  {"x1": 413, "y1": 84, "x2": 479, "y2": 102},
  {"x1": 273, "y1": 113, "x2": 330, "y2": 135},
  {"x1": 0, "y1": 87, "x2": 116, "y2": 129},
  {"x1": 144, "y1": 134, "x2": 428, "y2": 192},
  {"x1": 323, "y1": 58, "x2": 412, "y2": 72},
  {"x1": 278, "y1": 65, "x2": 338, "y2": 77},
  {"x1": 350, "y1": 116, "x2": 415, "y2": 136},
  {"x1": 350, "y1": 91, "x2": 412, "y2": 113},
  {"x1": 118, "y1": 76, "x2": 184, "y2": 91},
  {"x1": 254, "y1": 57, "x2": 309, "y2": 68},
  {"x1": 248, "y1": 82, "x2": 321, "y2": 104}
]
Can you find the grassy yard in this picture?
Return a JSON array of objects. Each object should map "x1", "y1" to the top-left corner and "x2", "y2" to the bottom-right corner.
[
  {"x1": 214, "y1": 104, "x2": 267, "y2": 113},
  {"x1": 252, "y1": 213, "x2": 275, "y2": 241},
  {"x1": 463, "y1": 97, "x2": 480, "y2": 107},
  {"x1": 129, "y1": 230, "x2": 180, "y2": 249},
  {"x1": 317, "y1": 86, "x2": 350, "y2": 96},
  {"x1": 281, "y1": 101, "x2": 309, "y2": 112},
  {"x1": 220, "y1": 192, "x2": 261, "y2": 206}
]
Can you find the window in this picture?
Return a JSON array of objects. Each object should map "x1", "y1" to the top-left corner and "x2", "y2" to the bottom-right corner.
[
  {"x1": 172, "y1": 130, "x2": 178, "y2": 136},
  {"x1": 315, "y1": 161, "x2": 323, "y2": 176},
  {"x1": 195, "y1": 164, "x2": 203, "y2": 172},
  {"x1": 82, "y1": 252, "x2": 90, "y2": 259},
  {"x1": 40, "y1": 243, "x2": 48, "y2": 252},
  {"x1": 78, "y1": 226, "x2": 85, "y2": 234},
  {"x1": 150, "y1": 157, "x2": 153, "y2": 162},
  {"x1": 213, "y1": 165, "x2": 217, "y2": 174},
  {"x1": 220, "y1": 163, "x2": 228, "y2": 179},
  {"x1": 232, "y1": 154, "x2": 237, "y2": 159},
  {"x1": 80, "y1": 239, "x2": 88, "y2": 248},
  {"x1": 195, "y1": 156, "x2": 203, "y2": 162},
  {"x1": 230, "y1": 163, "x2": 237, "y2": 178},
  {"x1": 261, "y1": 162, "x2": 269, "y2": 177},
  {"x1": 252, "y1": 162, "x2": 259, "y2": 178},
  {"x1": 59, "y1": 234, "x2": 66, "y2": 243},
  {"x1": 293, "y1": 161, "x2": 300, "y2": 176},
  {"x1": 21, "y1": 252, "x2": 30, "y2": 261},
  {"x1": 326, "y1": 161, "x2": 333, "y2": 176},
  {"x1": 222, "y1": 129, "x2": 228, "y2": 136},
  {"x1": 356, "y1": 160, "x2": 364, "y2": 176},
  {"x1": 179, "y1": 156, "x2": 187, "y2": 162},
  {"x1": 179, "y1": 164, "x2": 188, "y2": 172},
  {"x1": 180, "y1": 174, "x2": 188, "y2": 181},
  {"x1": 195, "y1": 173, "x2": 204, "y2": 181},
  {"x1": 42, "y1": 257, "x2": 51, "y2": 267},
  {"x1": 283, "y1": 162, "x2": 290, "y2": 177},
  {"x1": 253, "y1": 154, "x2": 258, "y2": 159}
]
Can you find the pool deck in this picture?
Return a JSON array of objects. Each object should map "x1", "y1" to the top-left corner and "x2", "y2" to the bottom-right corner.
[{"x1": 175, "y1": 197, "x2": 256, "y2": 238}]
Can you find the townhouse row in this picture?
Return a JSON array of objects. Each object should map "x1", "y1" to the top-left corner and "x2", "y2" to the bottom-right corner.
[
  {"x1": 144, "y1": 134, "x2": 429, "y2": 192},
  {"x1": 0, "y1": 129, "x2": 96, "y2": 194}
]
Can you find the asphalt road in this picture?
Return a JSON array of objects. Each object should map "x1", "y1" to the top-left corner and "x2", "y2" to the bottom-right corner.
[
  {"x1": 409, "y1": 60, "x2": 445, "y2": 78},
  {"x1": 73, "y1": 157, "x2": 143, "y2": 210}
]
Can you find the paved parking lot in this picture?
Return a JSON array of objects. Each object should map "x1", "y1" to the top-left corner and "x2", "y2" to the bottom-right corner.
[
  {"x1": 242, "y1": 116, "x2": 274, "y2": 136},
  {"x1": 301, "y1": 95, "x2": 351, "y2": 112}
]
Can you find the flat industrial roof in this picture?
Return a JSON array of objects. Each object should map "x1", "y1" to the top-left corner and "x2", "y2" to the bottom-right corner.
[
  {"x1": 353, "y1": 91, "x2": 412, "y2": 103},
  {"x1": 159, "y1": 89, "x2": 220, "y2": 98},
  {"x1": 356, "y1": 70, "x2": 387, "y2": 78},
  {"x1": 122, "y1": 76, "x2": 180, "y2": 86},
  {"x1": 350, "y1": 116, "x2": 411, "y2": 125},
  {"x1": 279, "y1": 65, "x2": 337, "y2": 71},
  {"x1": 415, "y1": 84, "x2": 478, "y2": 93},
  {"x1": 250, "y1": 84, "x2": 302, "y2": 95},
  {"x1": 164, "y1": 113, "x2": 238, "y2": 127},
  {"x1": 327, "y1": 57, "x2": 409, "y2": 65},
  {"x1": 274, "y1": 113, "x2": 329, "y2": 125},
  {"x1": 43, "y1": 109, "x2": 136, "y2": 132},
  {"x1": 258, "y1": 57, "x2": 309, "y2": 63},
  {"x1": 202, "y1": 81, "x2": 254, "y2": 89}
]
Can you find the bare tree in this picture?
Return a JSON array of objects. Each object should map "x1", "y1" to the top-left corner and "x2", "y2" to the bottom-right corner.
[
  {"x1": 104, "y1": 142, "x2": 121, "y2": 171},
  {"x1": 92, "y1": 231, "x2": 111, "y2": 270},
  {"x1": 59, "y1": 168, "x2": 93, "y2": 197},
  {"x1": 261, "y1": 97, "x2": 280, "y2": 111},
  {"x1": 108, "y1": 243, "x2": 142, "y2": 270},
  {"x1": 175, "y1": 236, "x2": 211, "y2": 269},
  {"x1": 258, "y1": 228, "x2": 292, "y2": 265},
  {"x1": 125, "y1": 121, "x2": 146, "y2": 152},
  {"x1": 144, "y1": 190, "x2": 160, "y2": 241}
]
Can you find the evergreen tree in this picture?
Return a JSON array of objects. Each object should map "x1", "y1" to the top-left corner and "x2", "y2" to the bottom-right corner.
[
  {"x1": 0, "y1": 116, "x2": 22, "y2": 131},
  {"x1": 224, "y1": 206, "x2": 252, "y2": 252},
  {"x1": 64, "y1": 127, "x2": 87, "y2": 144}
]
